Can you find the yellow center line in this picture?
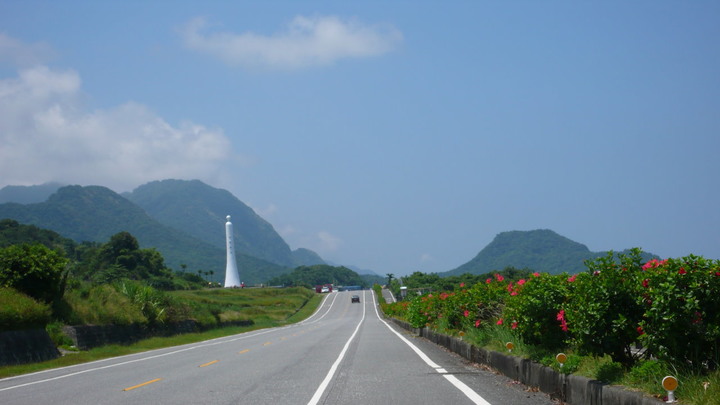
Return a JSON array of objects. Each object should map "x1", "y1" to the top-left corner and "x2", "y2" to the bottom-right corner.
[
  {"x1": 263, "y1": 342, "x2": 272, "y2": 346},
  {"x1": 123, "y1": 378, "x2": 162, "y2": 392},
  {"x1": 238, "y1": 349, "x2": 250, "y2": 354},
  {"x1": 199, "y1": 360, "x2": 219, "y2": 367}
]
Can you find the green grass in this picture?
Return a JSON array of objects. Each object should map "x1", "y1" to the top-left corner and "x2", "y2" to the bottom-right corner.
[
  {"x1": 0, "y1": 288, "x2": 322, "y2": 379},
  {"x1": 0, "y1": 287, "x2": 51, "y2": 331}
]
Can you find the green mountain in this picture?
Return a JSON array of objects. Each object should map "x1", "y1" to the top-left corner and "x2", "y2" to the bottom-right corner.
[
  {"x1": 291, "y1": 248, "x2": 326, "y2": 267},
  {"x1": 0, "y1": 182, "x2": 63, "y2": 204},
  {"x1": 123, "y1": 179, "x2": 324, "y2": 267},
  {"x1": 443, "y1": 229, "x2": 658, "y2": 276},
  {"x1": 0, "y1": 185, "x2": 289, "y2": 284},
  {"x1": 0, "y1": 218, "x2": 75, "y2": 253}
]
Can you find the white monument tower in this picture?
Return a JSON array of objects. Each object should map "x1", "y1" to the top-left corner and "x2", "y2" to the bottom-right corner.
[{"x1": 223, "y1": 215, "x2": 241, "y2": 287}]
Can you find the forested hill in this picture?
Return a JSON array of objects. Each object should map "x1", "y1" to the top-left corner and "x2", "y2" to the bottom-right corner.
[
  {"x1": 0, "y1": 179, "x2": 327, "y2": 277},
  {"x1": 124, "y1": 179, "x2": 304, "y2": 267},
  {"x1": 443, "y1": 229, "x2": 658, "y2": 276},
  {"x1": 0, "y1": 185, "x2": 290, "y2": 284}
]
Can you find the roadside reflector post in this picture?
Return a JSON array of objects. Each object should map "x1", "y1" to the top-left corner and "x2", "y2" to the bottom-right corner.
[
  {"x1": 556, "y1": 353, "x2": 567, "y2": 369},
  {"x1": 662, "y1": 376, "x2": 678, "y2": 403},
  {"x1": 505, "y1": 342, "x2": 514, "y2": 352}
]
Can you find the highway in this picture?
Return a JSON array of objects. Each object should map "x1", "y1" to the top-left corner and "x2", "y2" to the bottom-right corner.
[{"x1": 0, "y1": 290, "x2": 556, "y2": 405}]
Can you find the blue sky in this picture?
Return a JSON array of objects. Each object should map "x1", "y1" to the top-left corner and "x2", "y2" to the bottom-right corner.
[{"x1": 1, "y1": 1, "x2": 719, "y2": 276}]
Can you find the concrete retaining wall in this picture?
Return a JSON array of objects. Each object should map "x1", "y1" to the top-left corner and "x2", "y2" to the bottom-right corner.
[
  {"x1": 0, "y1": 329, "x2": 60, "y2": 366},
  {"x1": 63, "y1": 319, "x2": 253, "y2": 350},
  {"x1": 390, "y1": 318, "x2": 664, "y2": 405}
]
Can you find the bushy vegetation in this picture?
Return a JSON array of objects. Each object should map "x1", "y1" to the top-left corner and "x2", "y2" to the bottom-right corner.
[
  {"x1": 382, "y1": 248, "x2": 720, "y2": 404},
  {"x1": 0, "y1": 243, "x2": 69, "y2": 304},
  {"x1": 0, "y1": 287, "x2": 51, "y2": 331},
  {"x1": 0, "y1": 219, "x2": 310, "y2": 335},
  {"x1": 388, "y1": 267, "x2": 533, "y2": 301},
  {"x1": 267, "y1": 264, "x2": 366, "y2": 288}
]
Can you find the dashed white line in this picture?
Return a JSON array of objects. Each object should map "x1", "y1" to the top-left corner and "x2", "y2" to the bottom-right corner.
[{"x1": 371, "y1": 291, "x2": 492, "y2": 405}]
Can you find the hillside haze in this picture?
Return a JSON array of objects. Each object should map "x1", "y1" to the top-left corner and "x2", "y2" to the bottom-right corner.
[{"x1": 444, "y1": 229, "x2": 658, "y2": 276}]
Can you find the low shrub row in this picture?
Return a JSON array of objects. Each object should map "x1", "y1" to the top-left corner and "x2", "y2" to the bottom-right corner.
[{"x1": 386, "y1": 248, "x2": 720, "y2": 373}]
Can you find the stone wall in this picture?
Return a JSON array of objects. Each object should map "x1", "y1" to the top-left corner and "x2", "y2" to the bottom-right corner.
[
  {"x1": 63, "y1": 319, "x2": 253, "y2": 350},
  {"x1": 0, "y1": 329, "x2": 60, "y2": 366}
]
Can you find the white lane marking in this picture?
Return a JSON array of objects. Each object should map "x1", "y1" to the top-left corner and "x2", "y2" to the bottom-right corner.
[
  {"x1": 307, "y1": 290, "x2": 366, "y2": 405},
  {"x1": 371, "y1": 291, "x2": 492, "y2": 405},
  {"x1": 0, "y1": 293, "x2": 336, "y2": 390},
  {"x1": 300, "y1": 291, "x2": 340, "y2": 326}
]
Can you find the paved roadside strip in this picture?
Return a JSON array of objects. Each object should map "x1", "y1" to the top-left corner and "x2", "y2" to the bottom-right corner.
[{"x1": 388, "y1": 318, "x2": 664, "y2": 405}]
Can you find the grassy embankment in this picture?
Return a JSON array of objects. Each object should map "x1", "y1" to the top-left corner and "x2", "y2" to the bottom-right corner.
[{"x1": 0, "y1": 287, "x2": 322, "y2": 379}]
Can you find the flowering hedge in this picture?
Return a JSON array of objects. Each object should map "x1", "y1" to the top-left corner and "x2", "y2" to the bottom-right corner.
[{"x1": 389, "y1": 249, "x2": 720, "y2": 371}]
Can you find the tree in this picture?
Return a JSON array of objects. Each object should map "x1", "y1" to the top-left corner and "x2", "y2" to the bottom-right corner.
[
  {"x1": 0, "y1": 243, "x2": 69, "y2": 303},
  {"x1": 386, "y1": 273, "x2": 394, "y2": 285}
]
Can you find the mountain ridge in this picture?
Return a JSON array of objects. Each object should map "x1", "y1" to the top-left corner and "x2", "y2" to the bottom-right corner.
[
  {"x1": 0, "y1": 184, "x2": 291, "y2": 284},
  {"x1": 443, "y1": 229, "x2": 658, "y2": 276}
]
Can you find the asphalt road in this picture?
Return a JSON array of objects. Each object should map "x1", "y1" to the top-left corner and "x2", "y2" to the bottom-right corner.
[{"x1": 0, "y1": 290, "x2": 557, "y2": 405}]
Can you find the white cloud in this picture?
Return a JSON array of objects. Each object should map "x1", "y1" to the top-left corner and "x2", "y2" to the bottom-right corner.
[
  {"x1": 277, "y1": 224, "x2": 297, "y2": 239},
  {"x1": 0, "y1": 33, "x2": 55, "y2": 67},
  {"x1": 253, "y1": 203, "x2": 278, "y2": 218},
  {"x1": 0, "y1": 65, "x2": 235, "y2": 192},
  {"x1": 420, "y1": 253, "x2": 433, "y2": 262},
  {"x1": 181, "y1": 15, "x2": 402, "y2": 69}
]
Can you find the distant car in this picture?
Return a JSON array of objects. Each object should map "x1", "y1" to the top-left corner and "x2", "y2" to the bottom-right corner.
[
  {"x1": 351, "y1": 295, "x2": 360, "y2": 303},
  {"x1": 321, "y1": 286, "x2": 330, "y2": 293}
]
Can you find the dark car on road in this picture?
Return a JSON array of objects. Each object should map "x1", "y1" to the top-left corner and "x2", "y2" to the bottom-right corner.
[{"x1": 351, "y1": 295, "x2": 360, "y2": 303}]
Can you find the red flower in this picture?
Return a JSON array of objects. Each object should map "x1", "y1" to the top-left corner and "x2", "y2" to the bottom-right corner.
[
  {"x1": 642, "y1": 259, "x2": 668, "y2": 270},
  {"x1": 495, "y1": 273, "x2": 505, "y2": 282},
  {"x1": 507, "y1": 282, "x2": 514, "y2": 292},
  {"x1": 642, "y1": 279, "x2": 649, "y2": 288},
  {"x1": 692, "y1": 311, "x2": 703, "y2": 324},
  {"x1": 459, "y1": 282, "x2": 465, "y2": 287},
  {"x1": 486, "y1": 278, "x2": 492, "y2": 284},
  {"x1": 475, "y1": 319, "x2": 481, "y2": 328},
  {"x1": 637, "y1": 326, "x2": 644, "y2": 335},
  {"x1": 496, "y1": 318, "x2": 503, "y2": 326},
  {"x1": 463, "y1": 310, "x2": 470, "y2": 318},
  {"x1": 557, "y1": 310, "x2": 568, "y2": 332},
  {"x1": 678, "y1": 268, "x2": 687, "y2": 275},
  {"x1": 567, "y1": 274, "x2": 577, "y2": 283},
  {"x1": 532, "y1": 272, "x2": 540, "y2": 277},
  {"x1": 517, "y1": 279, "x2": 526, "y2": 286},
  {"x1": 511, "y1": 321, "x2": 518, "y2": 330}
]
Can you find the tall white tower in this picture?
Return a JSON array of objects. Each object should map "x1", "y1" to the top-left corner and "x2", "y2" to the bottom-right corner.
[{"x1": 224, "y1": 215, "x2": 241, "y2": 287}]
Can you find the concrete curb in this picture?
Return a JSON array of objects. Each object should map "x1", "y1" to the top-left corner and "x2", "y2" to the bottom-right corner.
[{"x1": 389, "y1": 318, "x2": 664, "y2": 405}]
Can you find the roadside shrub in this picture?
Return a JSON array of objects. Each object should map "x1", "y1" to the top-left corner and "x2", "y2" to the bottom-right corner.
[
  {"x1": 64, "y1": 284, "x2": 146, "y2": 325},
  {"x1": 563, "y1": 249, "x2": 645, "y2": 366},
  {"x1": 0, "y1": 287, "x2": 51, "y2": 331},
  {"x1": 638, "y1": 255, "x2": 720, "y2": 371},
  {"x1": 46, "y1": 321, "x2": 75, "y2": 348},
  {"x1": 625, "y1": 359, "x2": 669, "y2": 387},
  {"x1": 0, "y1": 243, "x2": 69, "y2": 304},
  {"x1": 503, "y1": 272, "x2": 570, "y2": 350},
  {"x1": 115, "y1": 280, "x2": 169, "y2": 324}
]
